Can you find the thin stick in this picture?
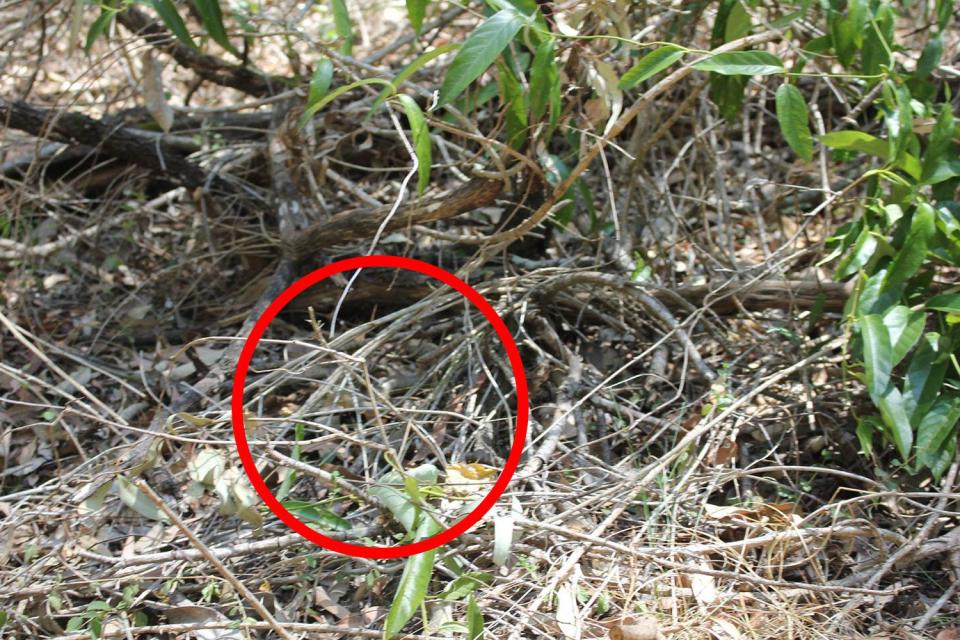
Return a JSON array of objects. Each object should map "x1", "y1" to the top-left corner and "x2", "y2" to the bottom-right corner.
[{"x1": 133, "y1": 480, "x2": 296, "y2": 640}]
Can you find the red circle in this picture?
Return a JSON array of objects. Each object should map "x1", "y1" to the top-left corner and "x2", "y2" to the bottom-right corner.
[{"x1": 231, "y1": 255, "x2": 528, "y2": 559}]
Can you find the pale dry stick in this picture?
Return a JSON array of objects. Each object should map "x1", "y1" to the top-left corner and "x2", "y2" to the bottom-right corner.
[
  {"x1": 265, "y1": 447, "x2": 385, "y2": 509},
  {"x1": 0, "y1": 309, "x2": 129, "y2": 425},
  {"x1": 329, "y1": 108, "x2": 419, "y2": 338},
  {"x1": 133, "y1": 480, "x2": 296, "y2": 640},
  {"x1": 513, "y1": 517, "x2": 897, "y2": 595},
  {"x1": 110, "y1": 526, "x2": 378, "y2": 569}
]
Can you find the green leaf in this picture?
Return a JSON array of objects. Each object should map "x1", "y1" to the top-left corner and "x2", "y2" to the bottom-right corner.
[
  {"x1": 440, "y1": 572, "x2": 492, "y2": 601},
  {"x1": 724, "y1": 1, "x2": 751, "y2": 42},
  {"x1": 818, "y1": 130, "x2": 922, "y2": 179},
  {"x1": 437, "y1": 9, "x2": 527, "y2": 107},
  {"x1": 529, "y1": 37, "x2": 558, "y2": 122},
  {"x1": 710, "y1": 74, "x2": 747, "y2": 121},
  {"x1": 397, "y1": 95, "x2": 432, "y2": 194},
  {"x1": 903, "y1": 333, "x2": 948, "y2": 422},
  {"x1": 308, "y1": 59, "x2": 334, "y2": 108},
  {"x1": 818, "y1": 130, "x2": 889, "y2": 158},
  {"x1": 369, "y1": 464, "x2": 439, "y2": 532},
  {"x1": 281, "y1": 500, "x2": 352, "y2": 531},
  {"x1": 860, "y1": 314, "x2": 892, "y2": 399},
  {"x1": 383, "y1": 516, "x2": 441, "y2": 640},
  {"x1": 884, "y1": 81, "x2": 913, "y2": 163},
  {"x1": 370, "y1": 44, "x2": 459, "y2": 116},
  {"x1": 881, "y1": 306, "x2": 924, "y2": 367},
  {"x1": 916, "y1": 396, "x2": 960, "y2": 478},
  {"x1": 149, "y1": 0, "x2": 196, "y2": 50},
  {"x1": 915, "y1": 35, "x2": 943, "y2": 80},
  {"x1": 618, "y1": 45, "x2": 685, "y2": 90},
  {"x1": 300, "y1": 78, "x2": 395, "y2": 126},
  {"x1": 406, "y1": 0, "x2": 428, "y2": 33},
  {"x1": 113, "y1": 476, "x2": 170, "y2": 523},
  {"x1": 836, "y1": 227, "x2": 879, "y2": 279},
  {"x1": 922, "y1": 106, "x2": 955, "y2": 182},
  {"x1": 193, "y1": 0, "x2": 238, "y2": 56},
  {"x1": 330, "y1": 0, "x2": 353, "y2": 55},
  {"x1": 467, "y1": 595, "x2": 484, "y2": 640},
  {"x1": 775, "y1": 83, "x2": 813, "y2": 161},
  {"x1": 692, "y1": 51, "x2": 784, "y2": 76},
  {"x1": 883, "y1": 203, "x2": 934, "y2": 295},
  {"x1": 497, "y1": 60, "x2": 528, "y2": 149},
  {"x1": 926, "y1": 293, "x2": 960, "y2": 312},
  {"x1": 85, "y1": 8, "x2": 117, "y2": 53},
  {"x1": 876, "y1": 385, "x2": 914, "y2": 460}
]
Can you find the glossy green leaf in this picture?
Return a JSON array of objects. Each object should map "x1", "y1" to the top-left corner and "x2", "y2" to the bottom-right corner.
[
  {"x1": 881, "y1": 305, "x2": 924, "y2": 366},
  {"x1": 467, "y1": 595, "x2": 484, "y2": 640},
  {"x1": 440, "y1": 572, "x2": 491, "y2": 601},
  {"x1": 308, "y1": 59, "x2": 334, "y2": 108},
  {"x1": 884, "y1": 203, "x2": 934, "y2": 294},
  {"x1": 836, "y1": 227, "x2": 878, "y2": 279},
  {"x1": 937, "y1": 0, "x2": 954, "y2": 29},
  {"x1": 876, "y1": 385, "x2": 913, "y2": 460},
  {"x1": 194, "y1": 0, "x2": 238, "y2": 56},
  {"x1": 916, "y1": 396, "x2": 960, "y2": 478},
  {"x1": 85, "y1": 8, "x2": 117, "y2": 52},
  {"x1": 397, "y1": 94, "x2": 432, "y2": 194},
  {"x1": 370, "y1": 44, "x2": 459, "y2": 116},
  {"x1": 406, "y1": 0, "x2": 428, "y2": 33},
  {"x1": 860, "y1": 314, "x2": 892, "y2": 399},
  {"x1": 300, "y1": 78, "x2": 394, "y2": 126},
  {"x1": 529, "y1": 37, "x2": 558, "y2": 121},
  {"x1": 618, "y1": 45, "x2": 685, "y2": 89},
  {"x1": 149, "y1": 0, "x2": 196, "y2": 50},
  {"x1": 437, "y1": 9, "x2": 527, "y2": 107},
  {"x1": 383, "y1": 515, "x2": 441, "y2": 640},
  {"x1": 903, "y1": 333, "x2": 948, "y2": 422},
  {"x1": 692, "y1": 51, "x2": 784, "y2": 76},
  {"x1": 775, "y1": 83, "x2": 813, "y2": 161},
  {"x1": 926, "y1": 293, "x2": 960, "y2": 312},
  {"x1": 817, "y1": 130, "x2": 922, "y2": 179},
  {"x1": 330, "y1": 0, "x2": 353, "y2": 55}
]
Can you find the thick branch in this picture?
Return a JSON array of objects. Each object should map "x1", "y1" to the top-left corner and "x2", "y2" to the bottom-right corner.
[
  {"x1": 0, "y1": 97, "x2": 241, "y2": 198},
  {"x1": 117, "y1": 7, "x2": 291, "y2": 98},
  {"x1": 282, "y1": 178, "x2": 503, "y2": 261}
]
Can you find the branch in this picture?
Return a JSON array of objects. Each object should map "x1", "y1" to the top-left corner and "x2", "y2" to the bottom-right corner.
[{"x1": 117, "y1": 7, "x2": 291, "y2": 98}]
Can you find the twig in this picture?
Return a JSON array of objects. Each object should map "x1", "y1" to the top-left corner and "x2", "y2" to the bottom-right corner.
[{"x1": 134, "y1": 480, "x2": 296, "y2": 640}]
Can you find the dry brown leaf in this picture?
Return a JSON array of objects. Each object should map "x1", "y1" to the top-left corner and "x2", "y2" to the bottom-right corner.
[
  {"x1": 936, "y1": 629, "x2": 959, "y2": 640},
  {"x1": 141, "y1": 50, "x2": 173, "y2": 132},
  {"x1": 609, "y1": 616, "x2": 662, "y2": 640}
]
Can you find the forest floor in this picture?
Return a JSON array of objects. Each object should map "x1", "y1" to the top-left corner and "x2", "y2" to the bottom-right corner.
[{"x1": 1, "y1": 1, "x2": 958, "y2": 639}]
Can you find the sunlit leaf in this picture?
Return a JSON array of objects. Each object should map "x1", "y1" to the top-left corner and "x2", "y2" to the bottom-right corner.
[
  {"x1": 692, "y1": 51, "x2": 784, "y2": 76},
  {"x1": 775, "y1": 83, "x2": 813, "y2": 160},
  {"x1": 860, "y1": 314, "x2": 892, "y2": 399},
  {"x1": 437, "y1": 9, "x2": 527, "y2": 107},
  {"x1": 330, "y1": 0, "x2": 353, "y2": 55},
  {"x1": 618, "y1": 45, "x2": 685, "y2": 89}
]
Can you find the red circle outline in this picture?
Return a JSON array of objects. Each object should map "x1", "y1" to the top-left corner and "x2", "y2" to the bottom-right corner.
[{"x1": 231, "y1": 255, "x2": 528, "y2": 559}]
